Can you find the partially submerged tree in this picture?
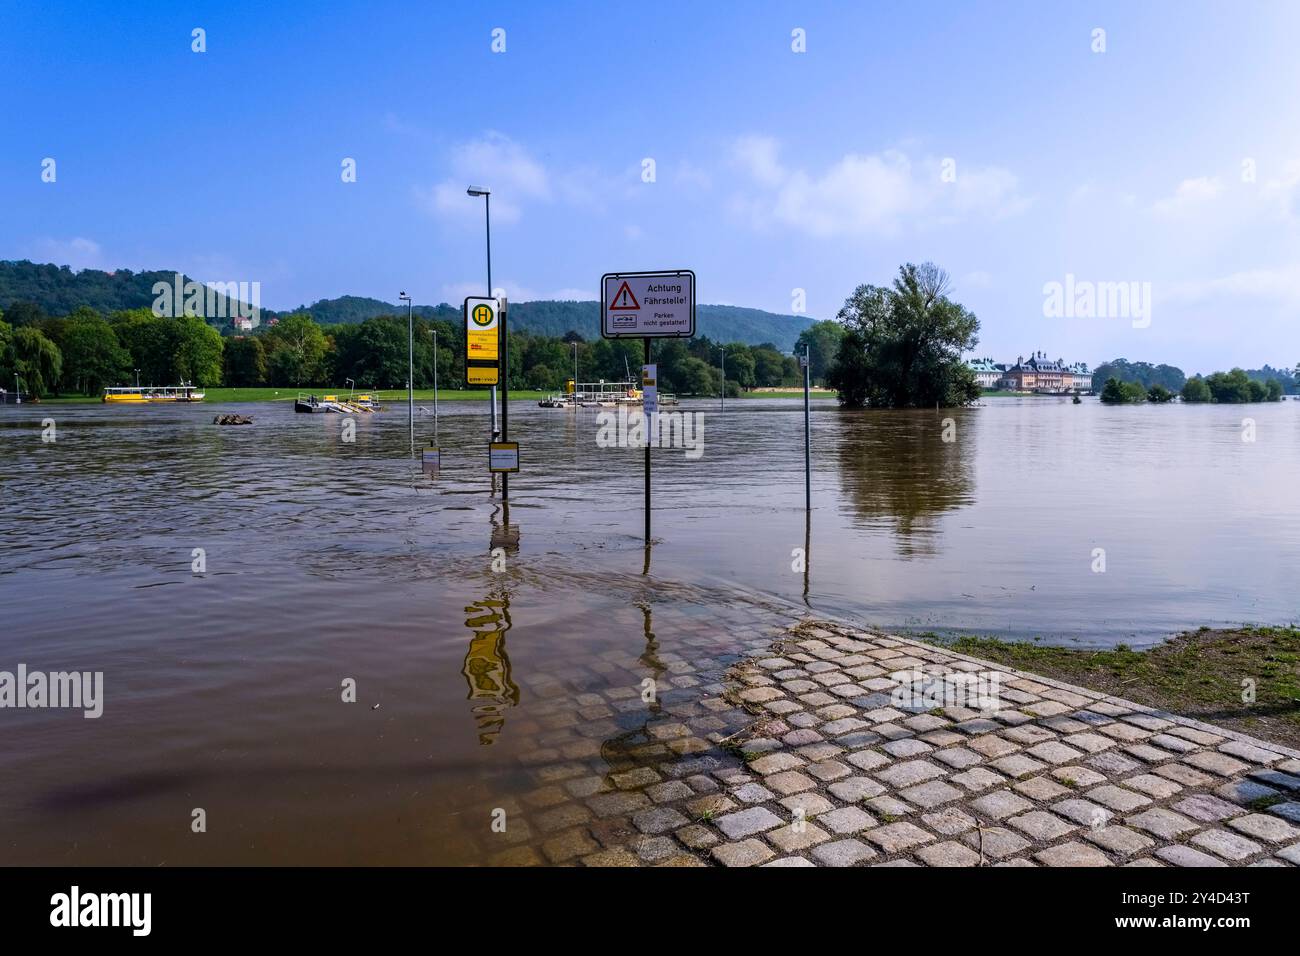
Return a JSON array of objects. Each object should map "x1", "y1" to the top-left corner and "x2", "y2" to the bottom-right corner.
[{"x1": 827, "y1": 263, "x2": 980, "y2": 408}]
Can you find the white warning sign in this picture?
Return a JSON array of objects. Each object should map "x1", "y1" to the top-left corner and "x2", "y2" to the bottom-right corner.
[{"x1": 601, "y1": 270, "x2": 695, "y2": 339}]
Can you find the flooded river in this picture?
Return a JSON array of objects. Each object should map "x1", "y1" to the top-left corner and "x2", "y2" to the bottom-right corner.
[{"x1": 1, "y1": 395, "x2": 1297, "y2": 863}]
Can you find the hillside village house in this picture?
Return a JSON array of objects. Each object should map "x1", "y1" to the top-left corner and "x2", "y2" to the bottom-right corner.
[{"x1": 968, "y1": 353, "x2": 1091, "y2": 393}]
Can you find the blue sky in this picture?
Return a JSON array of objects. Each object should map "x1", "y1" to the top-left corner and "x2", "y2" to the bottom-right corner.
[{"x1": 3, "y1": 0, "x2": 1299, "y2": 371}]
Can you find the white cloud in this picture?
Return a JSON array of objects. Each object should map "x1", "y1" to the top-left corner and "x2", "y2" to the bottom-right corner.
[
  {"x1": 728, "y1": 138, "x2": 1029, "y2": 238},
  {"x1": 439, "y1": 280, "x2": 593, "y2": 303},
  {"x1": 416, "y1": 133, "x2": 632, "y2": 224},
  {"x1": 1162, "y1": 264, "x2": 1300, "y2": 307},
  {"x1": 1151, "y1": 176, "x2": 1223, "y2": 216},
  {"x1": 1259, "y1": 161, "x2": 1300, "y2": 220},
  {"x1": 26, "y1": 237, "x2": 103, "y2": 271},
  {"x1": 418, "y1": 133, "x2": 550, "y2": 225}
]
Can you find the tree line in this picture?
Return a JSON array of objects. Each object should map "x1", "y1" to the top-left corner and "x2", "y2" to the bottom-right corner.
[
  {"x1": 0, "y1": 302, "x2": 817, "y2": 398},
  {"x1": 1100, "y1": 369, "x2": 1286, "y2": 404},
  {"x1": 1093, "y1": 357, "x2": 1298, "y2": 395}
]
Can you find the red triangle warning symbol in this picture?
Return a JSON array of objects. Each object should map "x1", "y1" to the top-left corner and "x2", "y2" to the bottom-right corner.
[{"x1": 609, "y1": 280, "x2": 640, "y2": 311}]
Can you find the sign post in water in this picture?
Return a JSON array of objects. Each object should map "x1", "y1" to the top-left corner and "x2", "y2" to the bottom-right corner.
[{"x1": 600, "y1": 270, "x2": 695, "y2": 545}]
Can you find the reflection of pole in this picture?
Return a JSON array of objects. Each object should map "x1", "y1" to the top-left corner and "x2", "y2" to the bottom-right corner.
[
  {"x1": 803, "y1": 507, "x2": 811, "y2": 606},
  {"x1": 637, "y1": 602, "x2": 663, "y2": 716}
]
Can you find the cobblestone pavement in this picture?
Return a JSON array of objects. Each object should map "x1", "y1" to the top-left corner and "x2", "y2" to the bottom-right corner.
[{"x1": 473, "y1": 613, "x2": 1300, "y2": 866}]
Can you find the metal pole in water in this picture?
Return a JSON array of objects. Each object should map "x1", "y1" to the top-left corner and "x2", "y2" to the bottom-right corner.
[
  {"x1": 644, "y1": 337, "x2": 651, "y2": 544},
  {"x1": 501, "y1": 298, "x2": 509, "y2": 502},
  {"x1": 486, "y1": 193, "x2": 498, "y2": 443},
  {"x1": 407, "y1": 298, "x2": 414, "y2": 452},
  {"x1": 803, "y1": 344, "x2": 811, "y2": 512}
]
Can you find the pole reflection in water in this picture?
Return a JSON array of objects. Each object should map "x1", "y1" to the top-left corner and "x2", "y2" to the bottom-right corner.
[
  {"x1": 461, "y1": 592, "x2": 519, "y2": 746},
  {"x1": 460, "y1": 504, "x2": 522, "y2": 745},
  {"x1": 598, "y1": 600, "x2": 667, "y2": 775},
  {"x1": 636, "y1": 601, "x2": 664, "y2": 717},
  {"x1": 802, "y1": 508, "x2": 811, "y2": 606}
]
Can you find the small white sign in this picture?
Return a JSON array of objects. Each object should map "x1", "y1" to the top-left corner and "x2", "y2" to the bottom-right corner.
[
  {"x1": 422, "y1": 446, "x2": 440, "y2": 476},
  {"x1": 489, "y1": 441, "x2": 519, "y2": 473},
  {"x1": 641, "y1": 363, "x2": 658, "y2": 416},
  {"x1": 601, "y1": 270, "x2": 695, "y2": 338}
]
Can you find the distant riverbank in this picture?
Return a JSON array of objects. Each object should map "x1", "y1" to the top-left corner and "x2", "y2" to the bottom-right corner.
[{"x1": 22, "y1": 387, "x2": 841, "y2": 405}]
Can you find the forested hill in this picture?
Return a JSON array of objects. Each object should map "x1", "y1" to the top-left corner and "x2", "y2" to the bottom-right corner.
[
  {"x1": 0, "y1": 260, "x2": 257, "y2": 318},
  {"x1": 291, "y1": 296, "x2": 814, "y2": 351},
  {"x1": 1, "y1": 260, "x2": 816, "y2": 350}
]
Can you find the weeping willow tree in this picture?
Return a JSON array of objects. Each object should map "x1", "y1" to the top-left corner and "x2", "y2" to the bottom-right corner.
[{"x1": 0, "y1": 322, "x2": 63, "y2": 398}]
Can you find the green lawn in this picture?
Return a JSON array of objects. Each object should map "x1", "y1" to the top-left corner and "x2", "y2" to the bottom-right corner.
[{"x1": 738, "y1": 390, "x2": 837, "y2": 399}]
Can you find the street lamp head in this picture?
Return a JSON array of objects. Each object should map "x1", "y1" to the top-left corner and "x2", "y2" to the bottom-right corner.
[
  {"x1": 466, "y1": 186, "x2": 490, "y2": 197},
  {"x1": 398, "y1": 292, "x2": 411, "y2": 301}
]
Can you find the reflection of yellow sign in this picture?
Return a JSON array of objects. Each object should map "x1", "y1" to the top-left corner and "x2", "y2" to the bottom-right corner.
[
  {"x1": 462, "y1": 597, "x2": 519, "y2": 746},
  {"x1": 467, "y1": 365, "x2": 499, "y2": 386}
]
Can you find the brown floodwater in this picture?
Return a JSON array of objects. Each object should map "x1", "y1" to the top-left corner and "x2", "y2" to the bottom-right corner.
[{"x1": 1, "y1": 395, "x2": 1297, "y2": 863}]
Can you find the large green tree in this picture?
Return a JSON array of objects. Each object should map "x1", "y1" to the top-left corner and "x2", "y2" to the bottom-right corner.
[
  {"x1": 1181, "y1": 377, "x2": 1211, "y2": 402},
  {"x1": 172, "y1": 316, "x2": 224, "y2": 385},
  {"x1": 223, "y1": 336, "x2": 267, "y2": 386},
  {"x1": 263, "y1": 313, "x2": 328, "y2": 386},
  {"x1": 109, "y1": 308, "x2": 174, "y2": 385},
  {"x1": 56, "y1": 309, "x2": 132, "y2": 394},
  {"x1": 794, "y1": 320, "x2": 845, "y2": 385},
  {"x1": 827, "y1": 263, "x2": 981, "y2": 408}
]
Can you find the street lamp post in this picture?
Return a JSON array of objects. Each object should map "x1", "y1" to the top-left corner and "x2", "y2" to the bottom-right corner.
[
  {"x1": 134, "y1": 369, "x2": 140, "y2": 388},
  {"x1": 572, "y1": 341, "x2": 578, "y2": 395},
  {"x1": 718, "y1": 345, "x2": 727, "y2": 411},
  {"x1": 399, "y1": 292, "x2": 413, "y2": 452},
  {"x1": 467, "y1": 186, "x2": 497, "y2": 442},
  {"x1": 432, "y1": 327, "x2": 439, "y2": 444}
]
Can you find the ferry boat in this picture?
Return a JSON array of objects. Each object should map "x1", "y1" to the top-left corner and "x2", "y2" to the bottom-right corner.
[
  {"x1": 538, "y1": 381, "x2": 680, "y2": 409},
  {"x1": 103, "y1": 385, "x2": 205, "y2": 403},
  {"x1": 294, "y1": 392, "x2": 380, "y2": 414}
]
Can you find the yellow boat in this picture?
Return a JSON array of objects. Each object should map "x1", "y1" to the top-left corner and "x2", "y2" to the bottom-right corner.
[{"x1": 103, "y1": 385, "x2": 205, "y2": 404}]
